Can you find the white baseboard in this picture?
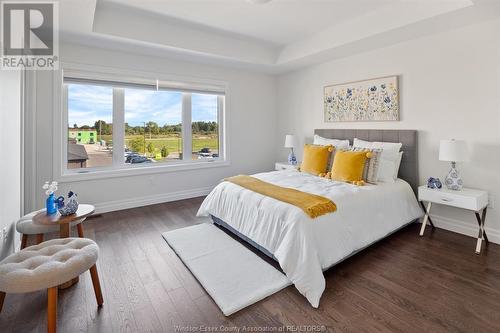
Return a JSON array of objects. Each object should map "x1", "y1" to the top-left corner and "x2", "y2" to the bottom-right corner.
[
  {"x1": 423, "y1": 213, "x2": 500, "y2": 245},
  {"x1": 94, "y1": 186, "x2": 213, "y2": 214}
]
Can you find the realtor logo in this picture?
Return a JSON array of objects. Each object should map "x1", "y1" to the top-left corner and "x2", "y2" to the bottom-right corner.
[{"x1": 1, "y1": 1, "x2": 59, "y2": 69}]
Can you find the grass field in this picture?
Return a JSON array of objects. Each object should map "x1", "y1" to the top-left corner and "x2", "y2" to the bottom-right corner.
[{"x1": 97, "y1": 133, "x2": 218, "y2": 155}]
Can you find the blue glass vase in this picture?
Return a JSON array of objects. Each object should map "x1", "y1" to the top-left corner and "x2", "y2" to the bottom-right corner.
[{"x1": 46, "y1": 193, "x2": 57, "y2": 215}]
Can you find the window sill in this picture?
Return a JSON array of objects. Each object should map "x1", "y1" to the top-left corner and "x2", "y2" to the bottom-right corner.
[{"x1": 57, "y1": 159, "x2": 231, "y2": 183}]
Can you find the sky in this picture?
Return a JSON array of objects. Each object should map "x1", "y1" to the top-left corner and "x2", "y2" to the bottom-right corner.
[{"x1": 67, "y1": 84, "x2": 218, "y2": 127}]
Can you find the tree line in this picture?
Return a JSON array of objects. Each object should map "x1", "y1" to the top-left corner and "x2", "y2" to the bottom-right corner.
[{"x1": 71, "y1": 120, "x2": 217, "y2": 135}]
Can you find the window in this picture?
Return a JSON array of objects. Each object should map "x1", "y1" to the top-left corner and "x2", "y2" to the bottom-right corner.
[
  {"x1": 124, "y1": 88, "x2": 183, "y2": 163},
  {"x1": 191, "y1": 93, "x2": 220, "y2": 160},
  {"x1": 63, "y1": 72, "x2": 226, "y2": 174},
  {"x1": 67, "y1": 84, "x2": 113, "y2": 169}
]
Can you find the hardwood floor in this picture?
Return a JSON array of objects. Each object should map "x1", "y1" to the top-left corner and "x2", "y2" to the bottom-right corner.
[{"x1": 2, "y1": 197, "x2": 500, "y2": 333}]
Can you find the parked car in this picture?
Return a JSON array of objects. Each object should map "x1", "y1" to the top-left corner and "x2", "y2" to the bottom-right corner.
[
  {"x1": 125, "y1": 153, "x2": 141, "y2": 163},
  {"x1": 130, "y1": 156, "x2": 152, "y2": 164},
  {"x1": 198, "y1": 152, "x2": 213, "y2": 159},
  {"x1": 200, "y1": 147, "x2": 211, "y2": 154}
]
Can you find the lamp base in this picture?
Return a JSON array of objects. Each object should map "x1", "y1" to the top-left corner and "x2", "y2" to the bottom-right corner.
[
  {"x1": 445, "y1": 162, "x2": 463, "y2": 191},
  {"x1": 288, "y1": 149, "x2": 297, "y2": 165}
]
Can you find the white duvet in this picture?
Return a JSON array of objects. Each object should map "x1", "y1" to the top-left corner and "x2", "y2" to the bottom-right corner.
[{"x1": 197, "y1": 170, "x2": 423, "y2": 308}]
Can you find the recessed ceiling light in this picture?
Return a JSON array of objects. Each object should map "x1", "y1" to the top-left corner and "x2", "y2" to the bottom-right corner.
[{"x1": 246, "y1": 0, "x2": 272, "y2": 4}]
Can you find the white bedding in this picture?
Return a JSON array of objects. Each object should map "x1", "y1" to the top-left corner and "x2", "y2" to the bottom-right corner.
[{"x1": 197, "y1": 170, "x2": 423, "y2": 308}]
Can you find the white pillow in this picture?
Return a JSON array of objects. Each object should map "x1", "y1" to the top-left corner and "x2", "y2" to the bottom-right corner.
[
  {"x1": 314, "y1": 135, "x2": 350, "y2": 149},
  {"x1": 352, "y1": 139, "x2": 403, "y2": 183},
  {"x1": 394, "y1": 151, "x2": 403, "y2": 180},
  {"x1": 377, "y1": 151, "x2": 403, "y2": 183},
  {"x1": 353, "y1": 138, "x2": 402, "y2": 153}
]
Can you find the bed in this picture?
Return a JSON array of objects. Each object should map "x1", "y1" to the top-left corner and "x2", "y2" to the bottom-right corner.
[{"x1": 197, "y1": 129, "x2": 423, "y2": 308}]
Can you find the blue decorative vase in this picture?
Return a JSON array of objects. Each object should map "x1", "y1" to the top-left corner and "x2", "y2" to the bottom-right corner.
[
  {"x1": 427, "y1": 177, "x2": 442, "y2": 189},
  {"x1": 445, "y1": 162, "x2": 463, "y2": 191},
  {"x1": 288, "y1": 148, "x2": 297, "y2": 165},
  {"x1": 46, "y1": 193, "x2": 57, "y2": 215},
  {"x1": 58, "y1": 191, "x2": 79, "y2": 216}
]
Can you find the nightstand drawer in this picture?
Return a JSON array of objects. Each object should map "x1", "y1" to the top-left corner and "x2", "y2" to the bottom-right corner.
[{"x1": 418, "y1": 187, "x2": 488, "y2": 211}]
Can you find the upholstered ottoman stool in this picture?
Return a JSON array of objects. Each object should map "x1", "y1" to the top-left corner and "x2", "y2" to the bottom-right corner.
[{"x1": 0, "y1": 238, "x2": 103, "y2": 333}]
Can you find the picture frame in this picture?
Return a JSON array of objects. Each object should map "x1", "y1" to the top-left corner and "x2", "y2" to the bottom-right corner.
[{"x1": 324, "y1": 75, "x2": 399, "y2": 122}]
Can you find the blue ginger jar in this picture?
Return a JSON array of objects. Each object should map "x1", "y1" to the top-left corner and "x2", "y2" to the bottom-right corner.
[{"x1": 58, "y1": 191, "x2": 79, "y2": 216}]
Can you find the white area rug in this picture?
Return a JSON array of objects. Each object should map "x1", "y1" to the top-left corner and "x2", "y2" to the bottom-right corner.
[{"x1": 162, "y1": 223, "x2": 291, "y2": 316}]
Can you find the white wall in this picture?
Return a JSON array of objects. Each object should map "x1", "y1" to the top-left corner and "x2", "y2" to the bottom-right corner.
[
  {"x1": 25, "y1": 43, "x2": 277, "y2": 213},
  {"x1": 276, "y1": 19, "x2": 500, "y2": 242},
  {"x1": 0, "y1": 70, "x2": 22, "y2": 259}
]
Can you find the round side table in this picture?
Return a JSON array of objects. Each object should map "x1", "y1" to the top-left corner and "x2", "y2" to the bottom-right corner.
[{"x1": 33, "y1": 204, "x2": 95, "y2": 238}]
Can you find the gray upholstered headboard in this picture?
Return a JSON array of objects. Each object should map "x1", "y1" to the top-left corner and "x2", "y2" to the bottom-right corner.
[{"x1": 314, "y1": 129, "x2": 419, "y2": 193}]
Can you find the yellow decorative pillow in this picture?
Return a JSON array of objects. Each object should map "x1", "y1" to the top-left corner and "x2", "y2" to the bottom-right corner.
[
  {"x1": 300, "y1": 144, "x2": 334, "y2": 175},
  {"x1": 331, "y1": 150, "x2": 371, "y2": 182}
]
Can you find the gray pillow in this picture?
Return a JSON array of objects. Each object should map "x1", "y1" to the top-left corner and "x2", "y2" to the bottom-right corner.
[{"x1": 350, "y1": 147, "x2": 383, "y2": 184}]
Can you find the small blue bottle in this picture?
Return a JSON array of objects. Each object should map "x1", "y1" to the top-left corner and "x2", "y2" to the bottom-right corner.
[{"x1": 46, "y1": 193, "x2": 57, "y2": 215}]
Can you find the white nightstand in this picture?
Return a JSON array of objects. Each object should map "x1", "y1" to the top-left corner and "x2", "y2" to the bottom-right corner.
[
  {"x1": 275, "y1": 162, "x2": 300, "y2": 171},
  {"x1": 418, "y1": 185, "x2": 489, "y2": 254}
]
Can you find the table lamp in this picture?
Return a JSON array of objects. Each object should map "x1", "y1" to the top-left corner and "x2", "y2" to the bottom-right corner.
[
  {"x1": 439, "y1": 139, "x2": 468, "y2": 190},
  {"x1": 284, "y1": 135, "x2": 298, "y2": 165}
]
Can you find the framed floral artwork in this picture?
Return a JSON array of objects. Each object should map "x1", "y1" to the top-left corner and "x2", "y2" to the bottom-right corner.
[{"x1": 324, "y1": 75, "x2": 399, "y2": 122}]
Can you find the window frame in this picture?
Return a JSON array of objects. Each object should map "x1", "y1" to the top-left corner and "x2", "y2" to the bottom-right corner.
[{"x1": 54, "y1": 63, "x2": 230, "y2": 182}]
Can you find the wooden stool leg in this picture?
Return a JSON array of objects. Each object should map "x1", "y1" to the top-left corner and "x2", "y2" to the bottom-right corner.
[
  {"x1": 36, "y1": 234, "x2": 44, "y2": 244},
  {"x1": 0, "y1": 292, "x2": 5, "y2": 313},
  {"x1": 21, "y1": 234, "x2": 28, "y2": 249},
  {"x1": 76, "y1": 223, "x2": 84, "y2": 238},
  {"x1": 47, "y1": 287, "x2": 57, "y2": 333},
  {"x1": 89, "y1": 265, "x2": 103, "y2": 307}
]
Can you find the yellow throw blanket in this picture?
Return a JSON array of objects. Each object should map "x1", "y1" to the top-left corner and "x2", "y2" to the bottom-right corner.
[{"x1": 225, "y1": 175, "x2": 337, "y2": 219}]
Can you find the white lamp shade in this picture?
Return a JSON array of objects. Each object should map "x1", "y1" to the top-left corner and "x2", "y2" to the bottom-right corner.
[
  {"x1": 439, "y1": 139, "x2": 468, "y2": 162},
  {"x1": 284, "y1": 135, "x2": 298, "y2": 148}
]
